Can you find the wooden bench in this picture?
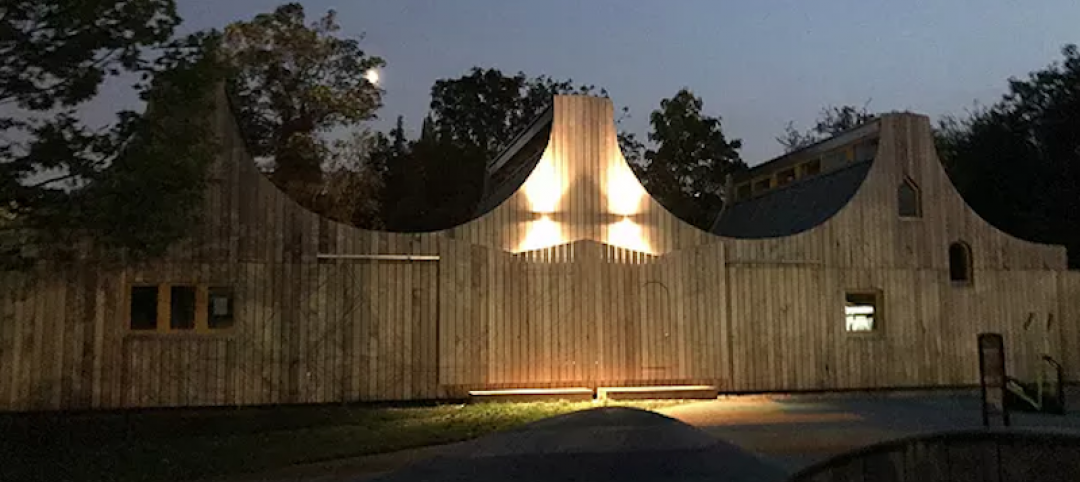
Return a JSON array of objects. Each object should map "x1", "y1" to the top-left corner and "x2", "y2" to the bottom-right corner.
[
  {"x1": 468, "y1": 388, "x2": 594, "y2": 403},
  {"x1": 597, "y1": 385, "x2": 718, "y2": 401}
]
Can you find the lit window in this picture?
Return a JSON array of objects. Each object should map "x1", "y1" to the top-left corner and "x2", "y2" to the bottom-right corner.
[
  {"x1": 777, "y1": 168, "x2": 796, "y2": 186},
  {"x1": 208, "y1": 288, "x2": 235, "y2": 329},
  {"x1": 845, "y1": 292, "x2": 880, "y2": 333},
  {"x1": 128, "y1": 285, "x2": 234, "y2": 332},
  {"x1": 898, "y1": 178, "x2": 921, "y2": 218},
  {"x1": 949, "y1": 242, "x2": 973, "y2": 284},
  {"x1": 802, "y1": 160, "x2": 821, "y2": 177}
]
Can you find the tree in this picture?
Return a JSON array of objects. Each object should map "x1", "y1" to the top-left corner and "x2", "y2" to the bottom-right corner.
[
  {"x1": 778, "y1": 103, "x2": 876, "y2": 152},
  {"x1": 631, "y1": 89, "x2": 746, "y2": 229},
  {"x1": 938, "y1": 44, "x2": 1080, "y2": 266},
  {"x1": 311, "y1": 130, "x2": 383, "y2": 228},
  {"x1": 222, "y1": 3, "x2": 384, "y2": 208},
  {"x1": 428, "y1": 68, "x2": 603, "y2": 160},
  {"x1": 0, "y1": 0, "x2": 221, "y2": 269},
  {"x1": 378, "y1": 68, "x2": 604, "y2": 231}
]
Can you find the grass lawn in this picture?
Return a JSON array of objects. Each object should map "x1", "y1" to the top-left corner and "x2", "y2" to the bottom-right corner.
[{"x1": 0, "y1": 400, "x2": 681, "y2": 482}]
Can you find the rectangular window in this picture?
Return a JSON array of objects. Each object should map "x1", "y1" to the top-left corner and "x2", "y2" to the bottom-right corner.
[
  {"x1": 802, "y1": 159, "x2": 821, "y2": 177},
  {"x1": 824, "y1": 150, "x2": 847, "y2": 167},
  {"x1": 753, "y1": 177, "x2": 772, "y2": 193},
  {"x1": 845, "y1": 292, "x2": 880, "y2": 333},
  {"x1": 208, "y1": 287, "x2": 235, "y2": 329},
  {"x1": 170, "y1": 286, "x2": 197, "y2": 330},
  {"x1": 127, "y1": 284, "x2": 235, "y2": 333},
  {"x1": 130, "y1": 286, "x2": 159, "y2": 330},
  {"x1": 777, "y1": 168, "x2": 796, "y2": 186}
]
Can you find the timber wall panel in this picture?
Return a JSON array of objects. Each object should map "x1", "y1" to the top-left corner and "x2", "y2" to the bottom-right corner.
[
  {"x1": 3, "y1": 90, "x2": 1079, "y2": 411},
  {"x1": 1059, "y1": 272, "x2": 1080, "y2": 382}
]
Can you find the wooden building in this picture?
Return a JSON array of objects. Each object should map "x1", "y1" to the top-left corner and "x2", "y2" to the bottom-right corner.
[{"x1": 0, "y1": 89, "x2": 1077, "y2": 411}]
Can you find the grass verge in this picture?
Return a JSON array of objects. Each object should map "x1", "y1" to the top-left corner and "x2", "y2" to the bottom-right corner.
[{"x1": 0, "y1": 400, "x2": 682, "y2": 482}]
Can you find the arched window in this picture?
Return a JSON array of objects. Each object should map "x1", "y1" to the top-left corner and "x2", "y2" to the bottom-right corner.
[
  {"x1": 949, "y1": 242, "x2": 972, "y2": 284},
  {"x1": 898, "y1": 178, "x2": 921, "y2": 218}
]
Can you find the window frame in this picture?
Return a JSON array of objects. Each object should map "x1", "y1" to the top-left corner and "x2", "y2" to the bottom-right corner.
[
  {"x1": 948, "y1": 241, "x2": 974, "y2": 286},
  {"x1": 752, "y1": 176, "x2": 773, "y2": 194},
  {"x1": 801, "y1": 159, "x2": 822, "y2": 178},
  {"x1": 844, "y1": 289, "x2": 883, "y2": 337},
  {"x1": 777, "y1": 168, "x2": 797, "y2": 186},
  {"x1": 207, "y1": 287, "x2": 236, "y2": 330},
  {"x1": 898, "y1": 177, "x2": 922, "y2": 219},
  {"x1": 128, "y1": 284, "x2": 162, "y2": 331},
  {"x1": 126, "y1": 283, "x2": 236, "y2": 335}
]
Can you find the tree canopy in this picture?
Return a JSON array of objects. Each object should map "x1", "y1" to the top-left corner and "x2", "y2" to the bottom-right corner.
[
  {"x1": 938, "y1": 44, "x2": 1080, "y2": 266},
  {"x1": 627, "y1": 89, "x2": 746, "y2": 230},
  {"x1": 777, "y1": 103, "x2": 876, "y2": 152},
  {"x1": 222, "y1": 2, "x2": 384, "y2": 215},
  {"x1": 377, "y1": 68, "x2": 604, "y2": 231},
  {"x1": 1, "y1": 0, "x2": 222, "y2": 269}
]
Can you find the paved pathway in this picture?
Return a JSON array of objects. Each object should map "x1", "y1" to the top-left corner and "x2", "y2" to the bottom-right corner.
[
  {"x1": 365, "y1": 407, "x2": 786, "y2": 482},
  {"x1": 659, "y1": 390, "x2": 1080, "y2": 473},
  {"x1": 225, "y1": 390, "x2": 1080, "y2": 481}
]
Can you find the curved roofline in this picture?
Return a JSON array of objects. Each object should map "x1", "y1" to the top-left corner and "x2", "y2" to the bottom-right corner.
[
  {"x1": 472, "y1": 106, "x2": 555, "y2": 218},
  {"x1": 223, "y1": 85, "x2": 560, "y2": 233}
]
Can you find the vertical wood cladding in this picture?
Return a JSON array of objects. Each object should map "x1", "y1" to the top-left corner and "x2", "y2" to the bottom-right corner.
[{"x1": 0, "y1": 88, "x2": 1071, "y2": 411}]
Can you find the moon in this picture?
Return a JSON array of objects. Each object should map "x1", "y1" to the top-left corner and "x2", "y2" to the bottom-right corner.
[{"x1": 364, "y1": 69, "x2": 380, "y2": 86}]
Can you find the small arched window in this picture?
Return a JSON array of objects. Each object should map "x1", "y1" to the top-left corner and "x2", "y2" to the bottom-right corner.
[
  {"x1": 949, "y1": 241, "x2": 973, "y2": 284},
  {"x1": 898, "y1": 178, "x2": 921, "y2": 218}
]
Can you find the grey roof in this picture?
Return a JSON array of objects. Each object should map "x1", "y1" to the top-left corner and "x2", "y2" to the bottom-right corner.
[
  {"x1": 712, "y1": 160, "x2": 873, "y2": 238},
  {"x1": 474, "y1": 109, "x2": 553, "y2": 216}
]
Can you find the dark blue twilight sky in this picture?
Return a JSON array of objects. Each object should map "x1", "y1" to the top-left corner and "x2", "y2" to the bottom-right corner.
[{"x1": 93, "y1": 0, "x2": 1080, "y2": 164}]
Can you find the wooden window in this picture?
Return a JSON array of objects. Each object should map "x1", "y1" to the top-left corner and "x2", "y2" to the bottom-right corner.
[
  {"x1": 129, "y1": 286, "x2": 159, "y2": 330},
  {"x1": 949, "y1": 242, "x2": 973, "y2": 285},
  {"x1": 736, "y1": 183, "x2": 751, "y2": 200},
  {"x1": 208, "y1": 287, "x2": 235, "y2": 329},
  {"x1": 898, "y1": 178, "x2": 921, "y2": 218},
  {"x1": 802, "y1": 159, "x2": 821, "y2": 177},
  {"x1": 777, "y1": 168, "x2": 797, "y2": 186},
  {"x1": 845, "y1": 291, "x2": 880, "y2": 333},
  {"x1": 753, "y1": 177, "x2": 772, "y2": 193},
  {"x1": 824, "y1": 150, "x2": 847, "y2": 166},
  {"x1": 170, "y1": 286, "x2": 196, "y2": 330},
  {"x1": 128, "y1": 284, "x2": 234, "y2": 333}
]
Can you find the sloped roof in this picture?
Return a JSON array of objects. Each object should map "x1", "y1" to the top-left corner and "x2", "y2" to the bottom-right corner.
[
  {"x1": 474, "y1": 107, "x2": 554, "y2": 216},
  {"x1": 711, "y1": 160, "x2": 872, "y2": 238}
]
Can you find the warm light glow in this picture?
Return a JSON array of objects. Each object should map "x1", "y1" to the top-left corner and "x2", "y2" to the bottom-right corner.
[
  {"x1": 605, "y1": 158, "x2": 647, "y2": 216},
  {"x1": 607, "y1": 216, "x2": 651, "y2": 253},
  {"x1": 518, "y1": 215, "x2": 563, "y2": 252},
  {"x1": 364, "y1": 68, "x2": 380, "y2": 85},
  {"x1": 845, "y1": 304, "x2": 876, "y2": 332},
  {"x1": 469, "y1": 388, "x2": 592, "y2": 396},
  {"x1": 523, "y1": 156, "x2": 563, "y2": 213}
]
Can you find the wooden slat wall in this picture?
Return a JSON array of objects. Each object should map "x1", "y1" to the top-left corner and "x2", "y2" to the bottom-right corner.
[
  {"x1": 720, "y1": 114, "x2": 1070, "y2": 392},
  {"x1": 1059, "y1": 272, "x2": 1080, "y2": 382},
  {"x1": 448, "y1": 96, "x2": 712, "y2": 255},
  {"x1": 1, "y1": 90, "x2": 1078, "y2": 411},
  {"x1": 437, "y1": 239, "x2": 728, "y2": 396}
]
